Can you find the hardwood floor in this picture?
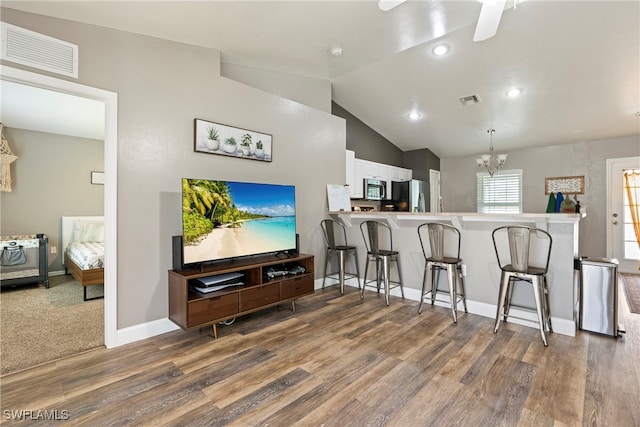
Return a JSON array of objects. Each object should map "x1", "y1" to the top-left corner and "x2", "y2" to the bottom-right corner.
[{"x1": 1, "y1": 284, "x2": 639, "y2": 426}]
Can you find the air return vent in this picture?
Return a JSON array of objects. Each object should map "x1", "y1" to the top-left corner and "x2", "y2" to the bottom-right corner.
[
  {"x1": 1, "y1": 22, "x2": 78, "y2": 78},
  {"x1": 458, "y1": 94, "x2": 483, "y2": 106}
]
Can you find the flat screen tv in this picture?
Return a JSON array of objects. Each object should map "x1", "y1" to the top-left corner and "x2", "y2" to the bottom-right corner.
[{"x1": 181, "y1": 178, "x2": 296, "y2": 265}]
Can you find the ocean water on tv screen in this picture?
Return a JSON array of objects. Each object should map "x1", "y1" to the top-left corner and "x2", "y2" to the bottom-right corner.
[{"x1": 241, "y1": 216, "x2": 296, "y2": 249}]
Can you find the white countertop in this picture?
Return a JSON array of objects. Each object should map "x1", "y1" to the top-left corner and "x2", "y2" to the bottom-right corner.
[{"x1": 329, "y1": 211, "x2": 583, "y2": 230}]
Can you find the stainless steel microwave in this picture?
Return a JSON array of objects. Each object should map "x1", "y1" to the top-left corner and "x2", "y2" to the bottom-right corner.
[{"x1": 363, "y1": 178, "x2": 387, "y2": 200}]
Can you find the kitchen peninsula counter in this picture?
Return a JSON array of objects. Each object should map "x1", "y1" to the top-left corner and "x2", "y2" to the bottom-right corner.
[{"x1": 328, "y1": 211, "x2": 582, "y2": 336}]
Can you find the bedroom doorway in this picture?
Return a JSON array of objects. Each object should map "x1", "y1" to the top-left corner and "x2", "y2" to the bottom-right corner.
[{"x1": 1, "y1": 65, "x2": 118, "y2": 348}]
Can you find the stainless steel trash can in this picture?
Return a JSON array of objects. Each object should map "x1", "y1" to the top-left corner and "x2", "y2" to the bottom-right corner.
[{"x1": 576, "y1": 257, "x2": 620, "y2": 337}]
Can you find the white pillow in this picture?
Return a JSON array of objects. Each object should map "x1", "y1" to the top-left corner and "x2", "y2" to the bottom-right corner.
[{"x1": 73, "y1": 221, "x2": 104, "y2": 243}]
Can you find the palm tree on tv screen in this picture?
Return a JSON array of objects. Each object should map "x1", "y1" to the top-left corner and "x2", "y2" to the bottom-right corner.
[{"x1": 183, "y1": 179, "x2": 235, "y2": 242}]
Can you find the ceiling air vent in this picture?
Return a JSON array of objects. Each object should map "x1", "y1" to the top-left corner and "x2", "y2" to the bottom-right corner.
[
  {"x1": 458, "y1": 94, "x2": 483, "y2": 106},
  {"x1": 1, "y1": 22, "x2": 78, "y2": 78}
]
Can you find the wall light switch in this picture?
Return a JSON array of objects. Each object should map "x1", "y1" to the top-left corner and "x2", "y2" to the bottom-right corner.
[
  {"x1": 50, "y1": 246, "x2": 57, "y2": 254},
  {"x1": 461, "y1": 264, "x2": 467, "y2": 276}
]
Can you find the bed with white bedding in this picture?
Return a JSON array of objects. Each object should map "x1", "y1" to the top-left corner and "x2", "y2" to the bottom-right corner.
[
  {"x1": 65, "y1": 241, "x2": 104, "y2": 270},
  {"x1": 62, "y1": 216, "x2": 104, "y2": 301}
]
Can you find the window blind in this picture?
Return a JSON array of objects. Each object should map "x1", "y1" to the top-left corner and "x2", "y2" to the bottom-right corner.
[{"x1": 477, "y1": 169, "x2": 523, "y2": 213}]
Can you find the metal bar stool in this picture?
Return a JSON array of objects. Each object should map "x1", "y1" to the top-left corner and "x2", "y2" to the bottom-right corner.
[
  {"x1": 492, "y1": 225, "x2": 553, "y2": 346},
  {"x1": 321, "y1": 219, "x2": 361, "y2": 294},
  {"x1": 359, "y1": 220, "x2": 404, "y2": 306},
  {"x1": 417, "y1": 222, "x2": 467, "y2": 322}
]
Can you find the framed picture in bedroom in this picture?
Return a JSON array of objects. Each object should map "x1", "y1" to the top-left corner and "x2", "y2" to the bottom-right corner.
[
  {"x1": 194, "y1": 118, "x2": 272, "y2": 162},
  {"x1": 91, "y1": 171, "x2": 105, "y2": 185}
]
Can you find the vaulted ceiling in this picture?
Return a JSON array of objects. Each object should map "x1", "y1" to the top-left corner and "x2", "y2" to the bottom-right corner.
[{"x1": 2, "y1": 1, "x2": 639, "y2": 157}]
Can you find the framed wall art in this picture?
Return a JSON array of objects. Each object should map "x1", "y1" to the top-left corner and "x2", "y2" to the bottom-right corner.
[
  {"x1": 545, "y1": 175, "x2": 585, "y2": 195},
  {"x1": 91, "y1": 171, "x2": 104, "y2": 185},
  {"x1": 194, "y1": 118, "x2": 272, "y2": 162}
]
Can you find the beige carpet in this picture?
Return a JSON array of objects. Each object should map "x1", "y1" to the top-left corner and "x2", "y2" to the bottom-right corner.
[{"x1": 0, "y1": 275, "x2": 104, "y2": 375}]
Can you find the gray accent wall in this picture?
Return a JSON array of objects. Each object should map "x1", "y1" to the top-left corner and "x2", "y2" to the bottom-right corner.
[
  {"x1": 440, "y1": 135, "x2": 640, "y2": 258},
  {"x1": 332, "y1": 102, "x2": 440, "y2": 178},
  {"x1": 0, "y1": 128, "x2": 104, "y2": 272},
  {"x1": 2, "y1": 8, "x2": 346, "y2": 329},
  {"x1": 402, "y1": 148, "x2": 440, "y2": 182},
  {"x1": 332, "y1": 101, "x2": 403, "y2": 167}
]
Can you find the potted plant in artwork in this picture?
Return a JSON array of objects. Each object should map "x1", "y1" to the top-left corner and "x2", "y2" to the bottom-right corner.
[
  {"x1": 205, "y1": 126, "x2": 220, "y2": 151},
  {"x1": 223, "y1": 137, "x2": 237, "y2": 154},
  {"x1": 240, "y1": 133, "x2": 252, "y2": 156},
  {"x1": 255, "y1": 140, "x2": 264, "y2": 159}
]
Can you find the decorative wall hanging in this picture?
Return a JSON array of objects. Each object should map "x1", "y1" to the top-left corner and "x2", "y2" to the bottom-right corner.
[
  {"x1": 545, "y1": 176, "x2": 585, "y2": 195},
  {"x1": 0, "y1": 123, "x2": 18, "y2": 192},
  {"x1": 194, "y1": 118, "x2": 272, "y2": 162}
]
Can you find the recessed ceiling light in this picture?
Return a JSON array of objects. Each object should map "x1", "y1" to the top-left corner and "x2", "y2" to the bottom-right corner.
[
  {"x1": 506, "y1": 88, "x2": 522, "y2": 97},
  {"x1": 408, "y1": 111, "x2": 422, "y2": 120},
  {"x1": 329, "y1": 47, "x2": 343, "y2": 57},
  {"x1": 432, "y1": 44, "x2": 450, "y2": 56}
]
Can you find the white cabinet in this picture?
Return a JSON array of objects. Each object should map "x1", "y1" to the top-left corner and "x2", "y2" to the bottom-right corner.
[
  {"x1": 352, "y1": 160, "x2": 366, "y2": 198},
  {"x1": 347, "y1": 152, "x2": 413, "y2": 199},
  {"x1": 388, "y1": 166, "x2": 412, "y2": 182},
  {"x1": 345, "y1": 150, "x2": 360, "y2": 198},
  {"x1": 370, "y1": 163, "x2": 387, "y2": 180},
  {"x1": 357, "y1": 159, "x2": 385, "y2": 180}
]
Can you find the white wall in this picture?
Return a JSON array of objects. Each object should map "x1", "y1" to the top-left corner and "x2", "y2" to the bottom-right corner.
[
  {"x1": 441, "y1": 135, "x2": 640, "y2": 257},
  {"x1": 221, "y1": 63, "x2": 331, "y2": 113},
  {"x1": 1, "y1": 8, "x2": 345, "y2": 329}
]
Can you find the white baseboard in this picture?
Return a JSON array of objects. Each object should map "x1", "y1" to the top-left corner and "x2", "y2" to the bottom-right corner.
[
  {"x1": 465, "y1": 300, "x2": 576, "y2": 337},
  {"x1": 48, "y1": 269, "x2": 66, "y2": 277},
  {"x1": 113, "y1": 318, "x2": 180, "y2": 347},
  {"x1": 320, "y1": 277, "x2": 576, "y2": 337}
]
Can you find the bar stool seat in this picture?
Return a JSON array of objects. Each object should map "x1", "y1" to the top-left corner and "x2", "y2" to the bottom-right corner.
[
  {"x1": 492, "y1": 225, "x2": 553, "y2": 346},
  {"x1": 417, "y1": 222, "x2": 467, "y2": 322},
  {"x1": 321, "y1": 219, "x2": 361, "y2": 294},
  {"x1": 360, "y1": 220, "x2": 404, "y2": 306}
]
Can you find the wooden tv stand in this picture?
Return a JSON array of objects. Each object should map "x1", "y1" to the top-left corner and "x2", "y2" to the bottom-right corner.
[{"x1": 168, "y1": 253, "x2": 314, "y2": 338}]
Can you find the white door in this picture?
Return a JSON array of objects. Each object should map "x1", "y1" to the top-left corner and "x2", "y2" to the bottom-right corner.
[
  {"x1": 429, "y1": 169, "x2": 441, "y2": 212},
  {"x1": 607, "y1": 157, "x2": 640, "y2": 273}
]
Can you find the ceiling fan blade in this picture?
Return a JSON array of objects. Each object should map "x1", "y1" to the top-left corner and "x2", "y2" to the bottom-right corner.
[
  {"x1": 473, "y1": 0, "x2": 507, "y2": 42},
  {"x1": 378, "y1": 0, "x2": 407, "y2": 12}
]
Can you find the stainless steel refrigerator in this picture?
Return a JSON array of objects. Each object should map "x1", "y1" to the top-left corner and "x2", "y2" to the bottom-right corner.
[{"x1": 390, "y1": 179, "x2": 429, "y2": 212}]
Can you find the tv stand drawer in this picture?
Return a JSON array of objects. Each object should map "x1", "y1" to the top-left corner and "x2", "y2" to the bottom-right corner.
[
  {"x1": 188, "y1": 293, "x2": 239, "y2": 327},
  {"x1": 281, "y1": 275, "x2": 313, "y2": 300},
  {"x1": 240, "y1": 283, "x2": 280, "y2": 311}
]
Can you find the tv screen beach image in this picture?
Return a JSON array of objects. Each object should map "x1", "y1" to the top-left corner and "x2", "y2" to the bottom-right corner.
[{"x1": 182, "y1": 179, "x2": 296, "y2": 264}]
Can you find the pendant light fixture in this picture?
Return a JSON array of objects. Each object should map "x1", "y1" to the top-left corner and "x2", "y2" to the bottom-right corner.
[{"x1": 475, "y1": 129, "x2": 507, "y2": 177}]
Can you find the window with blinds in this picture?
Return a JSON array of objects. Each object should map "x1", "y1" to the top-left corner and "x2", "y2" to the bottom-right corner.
[{"x1": 476, "y1": 170, "x2": 523, "y2": 213}]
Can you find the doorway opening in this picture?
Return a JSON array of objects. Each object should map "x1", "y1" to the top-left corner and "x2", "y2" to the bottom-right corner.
[{"x1": 1, "y1": 65, "x2": 118, "y2": 347}]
